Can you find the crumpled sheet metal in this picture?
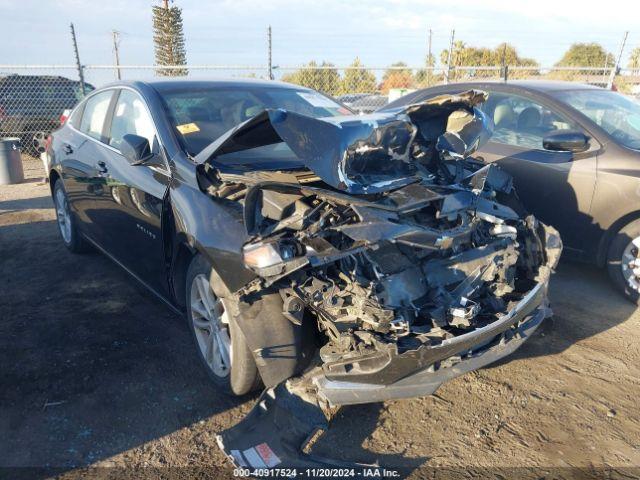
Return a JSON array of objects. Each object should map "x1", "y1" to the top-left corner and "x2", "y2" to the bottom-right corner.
[{"x1": 196, "y1": 90, "x2": 493, "y2": 194}]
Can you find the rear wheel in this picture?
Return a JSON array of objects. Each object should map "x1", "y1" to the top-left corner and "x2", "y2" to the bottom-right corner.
[
  {"x1": 185, "y1": 255, "x2": 261, "y2": 395},
  {"x1": 52, "y1": 180, "x2": 91, "y2": 253},
  {"x1": 607, "y1": 218, "x2": 640, "y2": 304}
]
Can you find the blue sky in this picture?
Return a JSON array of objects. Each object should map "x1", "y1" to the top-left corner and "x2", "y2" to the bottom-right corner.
[{"x1": 0, "y1": 0, "x2": 637, "y2": 70}]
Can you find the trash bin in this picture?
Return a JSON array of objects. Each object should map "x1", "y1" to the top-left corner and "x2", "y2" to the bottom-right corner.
[{"x1": 0, "y1": 138, "x2": 24, "y2": 185}]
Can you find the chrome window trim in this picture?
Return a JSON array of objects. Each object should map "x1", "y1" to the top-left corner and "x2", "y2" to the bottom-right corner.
[{"x1": 68, "y1": 86, "x2": 171, "y2": 176}]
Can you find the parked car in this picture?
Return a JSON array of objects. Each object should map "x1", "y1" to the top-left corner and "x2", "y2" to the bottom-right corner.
[
  {"x1": 47, "y1": 80, "x2": 559, "y2": 467},
  {"x1": 385, "y1": 81, "x2": 640, "y2": 303},
  {"x1": 0, "y1": 74, "x2": 93, "y2": 155},
  {"x1": 335, "y1": 92, "x2": 370, "y2": 107},
  {"x1": 349, "y1": 93, "x2": 388, "y2": 113}
]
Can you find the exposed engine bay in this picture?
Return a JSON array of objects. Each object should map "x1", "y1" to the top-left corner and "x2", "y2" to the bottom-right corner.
[
  {"x1": 196, "y1": 90, "x2": 562, "y2": 470},
  {"x1": 240, "y1": 172, "x2": 551, "y2": 363}
]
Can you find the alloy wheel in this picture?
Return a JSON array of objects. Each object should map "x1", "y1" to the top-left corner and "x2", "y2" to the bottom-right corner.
[
  {"x1": 621, "y1": 236, "x2": 640, "y2": 292},
  {"x1": 190, "y1": 273, "x2": 232, "y2": 377},
  {"x1": 54, "y1": 187, "x2": 72, "y2": 244}
]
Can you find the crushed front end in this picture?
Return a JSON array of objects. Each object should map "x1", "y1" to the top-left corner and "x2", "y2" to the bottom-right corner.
[
  {"x1": 239, "y1": 166, "x2": 560, "y2": 406},
  {"x1": 199, "y1": 90, "x2": 561, "y2": 469}
]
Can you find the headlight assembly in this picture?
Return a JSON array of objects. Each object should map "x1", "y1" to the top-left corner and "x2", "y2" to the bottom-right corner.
[{"x1": 243, "y1": 240, "x2": 302, "y2": 270}]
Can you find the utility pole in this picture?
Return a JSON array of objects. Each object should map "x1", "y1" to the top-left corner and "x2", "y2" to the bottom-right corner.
[
  {"x1": 70, "y1": 23, "x2": 86, "y2": 96},
  {"x1": 268, "y1": 25, "x2": 273, "y2": 80},
  {"x1": 427, "y1": 28, "x2": 432, "y2": 86},
  {"x1": 501, "y1": 43, "x2": 508, "y2": 82},
  {"x1": 445, "y1": 29, "x2": 455, "y2": 84},
  {"x1": 607, "y1": 31, "x2": 629, "y2": 89},
  {"x1": 112, "y1": 30, "x2": 122, "y2": 80}
]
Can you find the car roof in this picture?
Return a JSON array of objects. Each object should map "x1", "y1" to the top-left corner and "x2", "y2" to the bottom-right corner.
[
  {"x1": 469, "y1": 80, "x2": 602, "y2": 92},
  {"x1": 102, "y1": 78, "x2": 310, "y2": 93},
  {"x1": 382, "y1": 79, "x2": 604, "y2": 111},
  {"x1": 424, "y1": 79, "x2": 601, "y2": 93}
]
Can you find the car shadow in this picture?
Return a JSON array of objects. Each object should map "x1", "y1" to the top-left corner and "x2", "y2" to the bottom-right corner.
[
  {"x1": 0, "y1": 220, "x2": 244, "y2": 475},
  {"x1": 312, "y1": 403, "x2": 427, "y2": 471},
  {"x1": 0, "y1": 195, "x2": 53, "y2": 214},
  {"x1": 0, "y1": 220, "x2": 426, "y2": 478}
]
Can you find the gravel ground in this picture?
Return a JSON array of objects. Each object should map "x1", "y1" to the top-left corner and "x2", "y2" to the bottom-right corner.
[{"x1": 1, "y1": 157, "x2": 639, "y2": 479}]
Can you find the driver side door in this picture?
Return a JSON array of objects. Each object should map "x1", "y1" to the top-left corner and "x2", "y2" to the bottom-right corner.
[
  {"x1": 477, "y1": 91, "x2": 599, "y2": 257},
  {"x1": 91, "y1": 88, "x2": 171, "y2": 296}
]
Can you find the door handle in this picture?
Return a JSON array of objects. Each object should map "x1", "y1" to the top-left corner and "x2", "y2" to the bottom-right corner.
[
  {"x1": 97, "y1": 161, "x2": 108, "y2": 174},
  {"x1": 63, "y1": 143, "x2": 73, "y2": 154}
]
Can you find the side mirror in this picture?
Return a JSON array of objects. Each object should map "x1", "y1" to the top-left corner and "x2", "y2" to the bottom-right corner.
[
  {"x1": 543, "y1": 130, "x2": 589, "y2": 153},
  {"x1": 121, "y1": 134, "x2": 154, "y2": 165}
]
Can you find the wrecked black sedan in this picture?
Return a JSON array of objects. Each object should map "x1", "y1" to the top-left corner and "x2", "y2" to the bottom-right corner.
[{"x1": 48, "y1": 79, "x2": 560, "y2": 468}]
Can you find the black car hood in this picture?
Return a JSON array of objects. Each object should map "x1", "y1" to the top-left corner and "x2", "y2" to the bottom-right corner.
[{"x1": 195, "y1": 90, "x2": 492, "y2": 194}]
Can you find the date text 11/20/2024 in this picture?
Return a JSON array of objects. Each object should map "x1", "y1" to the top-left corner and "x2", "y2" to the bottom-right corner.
[{"x1": 233, "y1": 467, "x2": 401, "y2": 477}]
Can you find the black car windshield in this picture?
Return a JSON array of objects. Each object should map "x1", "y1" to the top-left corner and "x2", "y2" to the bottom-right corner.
[
  {"x1": 159, "y1": 86, "x2": 349, "y2": 156},
  {"x1": 555, "y1": 89, "x2": 640, "y2": 150}
]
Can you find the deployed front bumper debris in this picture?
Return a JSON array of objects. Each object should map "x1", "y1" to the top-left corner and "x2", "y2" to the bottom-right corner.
[
  {"x1": 201, "y1": 90, "x2": 562, "y2": 469},
  {"x1": 217, "y1": 382, "x2": 372, "y2": 469},
  {"x1": 217, "y1": 289, "x2": 550, "y2": 469}
]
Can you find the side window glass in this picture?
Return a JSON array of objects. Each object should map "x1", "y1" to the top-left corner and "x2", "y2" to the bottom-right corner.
[
  {"x1": 79, "y1": 91, "x2": 113, "y2": 141},
  {"x1": 69, "y1": 105, "x2": 84, "y2": 129},
  {"x1": 108, "y1": 90, "x2": 156, "y2": 151},
  {"x1": 483, "y1": 92, "x2": 578, "y2": 150}
]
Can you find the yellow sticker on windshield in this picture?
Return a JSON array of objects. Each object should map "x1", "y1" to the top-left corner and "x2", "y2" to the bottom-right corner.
[{"x1": 176, "y1": 123, "x2": 200, "y2": 134}]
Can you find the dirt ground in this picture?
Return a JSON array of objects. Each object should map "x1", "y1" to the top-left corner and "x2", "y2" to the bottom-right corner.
[{"x1": 1, "y1": 157, "x2": 639, "y2": 479}]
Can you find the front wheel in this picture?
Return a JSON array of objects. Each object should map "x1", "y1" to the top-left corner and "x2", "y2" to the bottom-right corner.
[
  {"x1": 607, "y1": 218, "x2": 640, "y2": 304},
  {"x1": 185, "y1": 255, "x2": 261, "y2": 395}
]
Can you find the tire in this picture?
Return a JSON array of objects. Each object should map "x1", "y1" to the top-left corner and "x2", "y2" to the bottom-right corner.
[
  {"x1": 607, "y1": 218, "x2": 640, "y2": 304},
  {"x1": 185, "y1": 255, "x2": 261, "y2": 395},
  {"x1": 52, "y1": 180, "x2": 91, "y2": 254}
]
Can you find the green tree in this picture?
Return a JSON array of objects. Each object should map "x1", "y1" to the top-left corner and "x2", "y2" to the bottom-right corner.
[
  {"x1": 340, "y1": 57, "x2": 377, "y2": 94},
  {"x1": 629, "y1": 47, "x2": 640, "y2": 74},
  {"x1": 281, "y1": 61, "x2": 341, "y2": 95},
  {"x1": 440, "y1": 42, "x2": 538, "y2": 80},
  {"x1": 555, "y1": 42, "x2": 614, "y2": 67},
  {"x1": 415, "y1": 51, "x2": 438, "y2": 87},
  {"x1": 552, "y1": 43, "x2": 614, "y2": 82},
  {"x1": 380, "y1": 61, "x2": 414, "y2": 93},
  {"x1": 152, "y1": 0, "x2": 188, "y2": 77},
  {"x1": 493, "y1": 42, "x2": 538, "y2": 78}
]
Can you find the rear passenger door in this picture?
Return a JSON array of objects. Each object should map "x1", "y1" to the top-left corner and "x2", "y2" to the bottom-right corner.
[
  {"x1": 91, "y1": 88, "x2": 171, "y2": 296},
  {"x1": 476, "y1": 91, "x2": 598, "y2": 254}
]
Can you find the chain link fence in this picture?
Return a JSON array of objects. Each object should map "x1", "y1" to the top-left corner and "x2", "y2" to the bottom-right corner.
[
  {"x1": 0, "y1": 66, "x2": 89, "y2": 154},
  {"x1": 276, "y1": 65, "x2": 640, "y2": 112},
  {"x1": 2, "y1": 64, "x2": 639, "y2": 154}
]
